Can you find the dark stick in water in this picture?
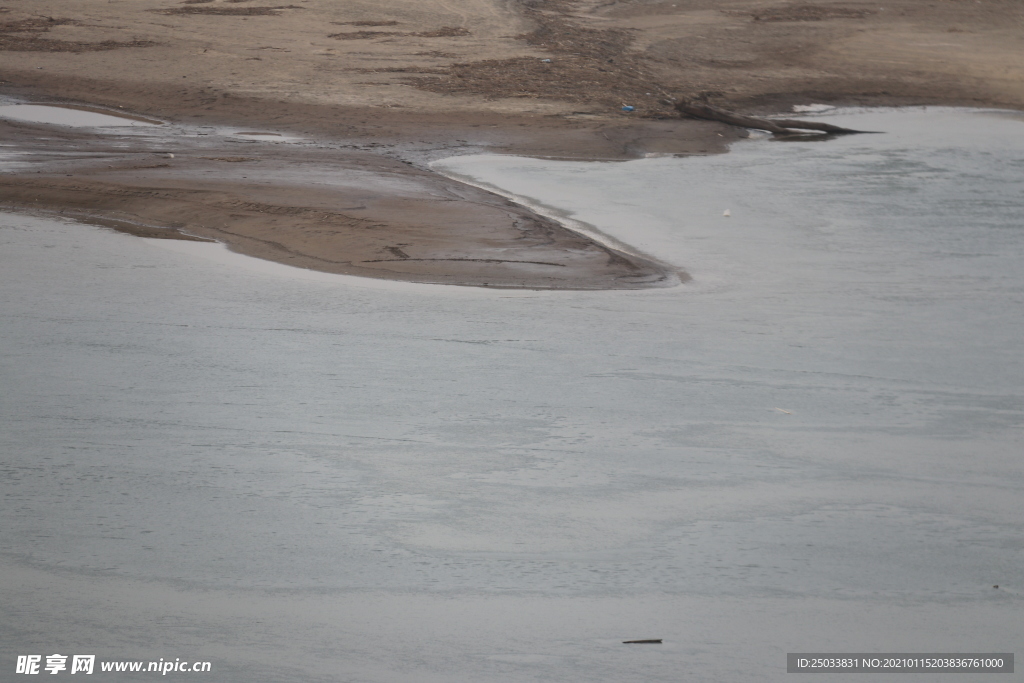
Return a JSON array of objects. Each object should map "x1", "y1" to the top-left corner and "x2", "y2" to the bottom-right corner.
[{"x1": 674, "y1": 99, "x2": 875, "y2": 136}]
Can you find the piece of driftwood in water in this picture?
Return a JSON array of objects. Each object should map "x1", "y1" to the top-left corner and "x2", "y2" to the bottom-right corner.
[{"x1": 674, "y1": 100, "x2": 870, "y2": 135}]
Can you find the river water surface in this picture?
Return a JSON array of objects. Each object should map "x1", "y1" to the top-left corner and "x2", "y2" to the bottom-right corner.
[{"x1": 1, "y1": 108, "x2": 1021, "y2": 682}]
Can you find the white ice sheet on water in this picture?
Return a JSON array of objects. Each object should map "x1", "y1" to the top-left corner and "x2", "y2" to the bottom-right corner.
[{"x1": 1, "y1": 108, "x2": 1021, "y2": 682}]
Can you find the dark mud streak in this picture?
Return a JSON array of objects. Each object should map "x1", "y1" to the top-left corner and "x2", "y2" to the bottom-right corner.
[
  {"x1": 329, "y1": 27, "x2": 469, "y2": 40},
  {"x1": 0, "y1": 16, "x2": 156, "y2": 52},
  {"x1": 152, "y1": 5, "x2": 304, "y2": 16},
  {"x1": 362, "y1": 258, "x2": 567, "y2": 266}
]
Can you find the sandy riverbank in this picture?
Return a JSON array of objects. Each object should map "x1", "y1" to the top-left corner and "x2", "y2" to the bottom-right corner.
[{"x1": 1, "y1": 0, "x2": 1021, "y2": 287}]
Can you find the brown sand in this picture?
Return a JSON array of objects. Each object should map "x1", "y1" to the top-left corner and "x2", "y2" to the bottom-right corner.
[
  {"x1": 1, "y1": 0, "x2": 1021, "y2": 288},
  {"x1": 0, "y1": 128, "x2": 677, "y2": 288}
]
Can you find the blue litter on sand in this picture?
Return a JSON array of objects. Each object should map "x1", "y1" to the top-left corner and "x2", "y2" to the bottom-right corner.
[{"x1": 621, "y1": 105, "x2": 635, "y2": 112}]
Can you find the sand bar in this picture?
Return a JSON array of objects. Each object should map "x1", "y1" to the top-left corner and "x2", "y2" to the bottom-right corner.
[{"x1": 1, "y1": 0, "x2": 1022, "y2": 287}]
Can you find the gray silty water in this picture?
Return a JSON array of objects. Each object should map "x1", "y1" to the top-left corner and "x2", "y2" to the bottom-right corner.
[
  {"x1": 0, "y1": 103, "x2": 161, "y2": 127},
  {"x1": 1, "y1": 108, "x2": 1021, "y2": 682}
]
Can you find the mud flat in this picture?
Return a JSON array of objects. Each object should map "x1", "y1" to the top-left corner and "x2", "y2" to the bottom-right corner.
[
  {"x1": 2, "y1": 0, "x2": 1021, "y2": 288},
  {"x1": 0, "y1": 110, "x2": 677, "y2": 289}
]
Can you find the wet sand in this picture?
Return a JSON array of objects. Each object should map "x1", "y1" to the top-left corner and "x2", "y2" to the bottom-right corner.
[
  {"x1": 1, "y1": 0, "x2": 1022, "y2": 287},
  {"x1": 0, "y1": 117, "x2": 680, "y2": 289}
]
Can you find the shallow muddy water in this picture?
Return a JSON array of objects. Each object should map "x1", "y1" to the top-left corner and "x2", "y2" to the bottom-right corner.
[
  {"x1": 1, "y1": 108, "x2": 1021, "y2": 682},
  {"x1": 0, "y1": 103, "x2": 161, "y2": 127}
]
